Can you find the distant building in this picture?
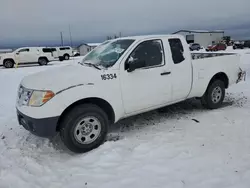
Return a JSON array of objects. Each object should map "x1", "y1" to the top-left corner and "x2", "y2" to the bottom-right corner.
[
  {"x1": 173, "y1": 30, "x2": 224, "y2": 47},
  {"x1": 77, "y1": 43, "x2": 102, "y2": 56},
  {"x1": 0, "y1": 49, "x2": 12, "y2": 54}
]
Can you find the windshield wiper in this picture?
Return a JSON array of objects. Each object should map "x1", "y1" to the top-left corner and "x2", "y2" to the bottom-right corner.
[{"x1": 83, "y1": 62, "x2": 101, "y2": 70}]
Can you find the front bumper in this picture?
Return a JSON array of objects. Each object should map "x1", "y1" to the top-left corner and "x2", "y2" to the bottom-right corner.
[{"x1": 17, "y1": 109, "x2": 59, "y2": 138}]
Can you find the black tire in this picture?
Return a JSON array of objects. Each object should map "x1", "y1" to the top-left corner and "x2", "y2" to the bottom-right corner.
[
  {"x1": 3, "y1": 59, "x2": 14, "y2": 68},
  {"x1": 60, "y1": 104, "x2": 109, "y2": 153},
  {"x1": 38, "y1": 57, "x2": 48, "y2": 66},
  {"x1": 59, "y1": 56, "x2": 64, "y2": 61},
  {"x1": 201, "y1": 80, "x2": 225, "y2": 109},
  {"x1": 64, "y1": 54, "x2": 70, "y2": 60}
]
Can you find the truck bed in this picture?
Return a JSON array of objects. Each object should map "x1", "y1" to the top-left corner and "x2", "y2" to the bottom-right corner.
[{"x1": 189, "y1": 52, "x2": 241, "y2": 98}]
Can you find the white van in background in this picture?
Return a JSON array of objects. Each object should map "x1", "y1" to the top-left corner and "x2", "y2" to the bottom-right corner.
[
  {"x1": 51, "y1": 46, "x2": 73, "y2": 61},
  {"x1": 0, "y1": 47, "x2": 55, "y2": 68}
]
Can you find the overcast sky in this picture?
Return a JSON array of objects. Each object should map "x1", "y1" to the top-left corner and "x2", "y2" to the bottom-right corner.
[{"x1": 0, "y1": 0, "x2": 250, "y2": 47}]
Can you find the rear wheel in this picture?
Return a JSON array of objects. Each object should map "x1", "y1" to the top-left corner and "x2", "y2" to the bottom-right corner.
[
  {"x1": 201, "y1": 80, "x2": 225, "y2": 109},
  {"x1": 60, "y1": 104, "x2": 109, "y2": 153},
  {"x1": 3, "y1": 59, "x2": 14, "y2": 68},
  {"x1": 38, "y1": 57, "x2": 48, "y2": 66},
  {"x1": 64, "y1": 54, "x2": 70, "y2": 60}
]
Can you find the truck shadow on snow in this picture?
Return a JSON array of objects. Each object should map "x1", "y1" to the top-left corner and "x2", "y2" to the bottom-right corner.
[{"x1": 106, "y1": 93, "x2": 246, "y2": 142}]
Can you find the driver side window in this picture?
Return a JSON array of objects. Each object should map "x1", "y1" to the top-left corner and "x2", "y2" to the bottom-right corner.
[
  {"x1": 18, "y1": 48, "x2": 30, "y2": 53},
  {"x1": 128, "y1": 39, "x2": 164, "y2": 69}
]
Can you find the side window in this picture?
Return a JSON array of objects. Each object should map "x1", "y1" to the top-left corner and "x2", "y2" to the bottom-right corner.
[
  {"x1": 42, "y1": 48, "x2": 52, "y2": 53},
  {"x1": 129, "y1": 40, "x2": 164, "y2": 68},
  {"x1": 59, "y1": 47, "x2": 70, "y2": 50},
  {"x1": 168, "y1": 38, "x2": 185, "y2": 64},
  {"x1": 18, "y1": 48, "x2": 30, "y2": 53}
]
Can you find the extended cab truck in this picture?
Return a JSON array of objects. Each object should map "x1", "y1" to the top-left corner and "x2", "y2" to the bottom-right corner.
[
  {"x1": 16, "y1": 35, "x2": 246, "y2": 153},
  {"x1": 0, "y1": 47, "x2": 55, "y2": 68}
]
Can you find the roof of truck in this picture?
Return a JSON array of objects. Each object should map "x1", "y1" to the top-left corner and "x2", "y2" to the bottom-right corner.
[{"x1": 115, "y1": 34, "x2": 183, "y2": 40}]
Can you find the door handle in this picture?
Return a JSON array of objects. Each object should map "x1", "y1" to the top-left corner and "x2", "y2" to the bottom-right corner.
[{"x1": 161, "y1": 71, "x2": 171, "y2": 76}]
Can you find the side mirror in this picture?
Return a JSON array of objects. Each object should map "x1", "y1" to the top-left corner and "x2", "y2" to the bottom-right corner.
[
  {"x1": 125, "y1": 57, "x2": 145, "y2": 72},
  {"x1": 16, "y1": 52, "x2": 19, "y2": 55}
]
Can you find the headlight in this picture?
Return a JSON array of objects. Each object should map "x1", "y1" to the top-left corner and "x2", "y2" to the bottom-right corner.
[
  {"x1": 28, "y1": 90, "x2": 55, "y2": 107},
  {"x1": 17, "y1": 85, "x2": 55, "y2": 107}
]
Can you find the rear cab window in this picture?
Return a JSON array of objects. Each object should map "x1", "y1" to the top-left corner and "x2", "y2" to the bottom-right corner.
[{"x1": 168, "y1": 38, "x2": 185, "y2": 64}]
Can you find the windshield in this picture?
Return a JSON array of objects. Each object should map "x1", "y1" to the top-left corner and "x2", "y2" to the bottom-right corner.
[{"x1": 80, "y1": 39, "x2": 135, "y2": 68}]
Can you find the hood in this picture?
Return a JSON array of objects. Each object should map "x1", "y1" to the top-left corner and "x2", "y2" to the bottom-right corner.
[
  {"x1": 0, "y1": 52, "x2": 14, "y2": 58},
  {"x1": 21, "y1": 64, "x2": 103, "y2": 92}
]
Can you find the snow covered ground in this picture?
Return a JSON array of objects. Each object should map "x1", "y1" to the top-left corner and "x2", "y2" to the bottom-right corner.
[{"x1": 1, "y1": 52, "x2": 250, "y2": 188}]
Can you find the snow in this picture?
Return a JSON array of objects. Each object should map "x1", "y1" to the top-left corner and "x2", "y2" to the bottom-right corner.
[
  {"x1": 1, "y1": 51, "x2": 250, "y2": 188},
  {"x1": 87, "y1": 43, "x2": 102, "y2": 47}
]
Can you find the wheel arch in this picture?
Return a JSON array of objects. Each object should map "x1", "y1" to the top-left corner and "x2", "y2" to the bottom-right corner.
[
  {"x1": 207, "y1": 72, "x2": 229, "y2": 89},
  {"x1": 38, "y1": 56, "x2": 49, "y2": 62},
  {"x1": 56, "y1": 97, "x2": 115, "y2": 131},
  {"x1": 3, "y1": 58, "x2": 15, "y2": 63}
]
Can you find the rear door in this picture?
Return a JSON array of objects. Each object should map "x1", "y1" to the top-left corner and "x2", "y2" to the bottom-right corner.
[
  {"x1": 51, "y1": 48, "x2": 58, "y2": 58},
  {"x1": 168, "y1": 38, "x2": 192, "y2": 102},
  {"x1": 42, "y1": 48, "x2": 53, "y2": 61}
]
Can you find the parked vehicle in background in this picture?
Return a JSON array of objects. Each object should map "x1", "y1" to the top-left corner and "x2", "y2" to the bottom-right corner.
[
  {"x1": 206, "y1": 43, "x2": 227, "y2": 51},
  {"x1": 51, "y1": 46, "x2": 73, "y2": 61},
  {"x1": 233, "y1": 41, "x2": 244, "y2": 49},
  {"x1": 244, "y1": 40, "x2": 250, "y2": 48},
  {"x1": 0, "y1": 47, "x2": 55, "y2": 68},
  {"x1": 189, "y1": 43, "x2": 201, "y2": 51},
  {"x1": 16, "y1": 34, "x2": 246, "y2": 153},
  {"x1": 73, "y1": 50, "x2": 80, "y2": 57}
]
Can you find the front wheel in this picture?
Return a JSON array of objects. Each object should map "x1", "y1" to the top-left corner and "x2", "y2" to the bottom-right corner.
[
  {"x1": 201, "y1": 80, "x2": 225, "y2": 109},
  {"x1": 3, "y1": 59, "x2": 14, "y2": 68},
  {"x1": 60, "y1": 104, "x2": 109, "y2": 153}
]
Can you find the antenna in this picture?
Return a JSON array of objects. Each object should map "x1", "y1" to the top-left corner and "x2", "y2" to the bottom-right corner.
[
  {"x1": 68, "y1": 24, "x2": 76, "y2": 62},
  {"x1": 60, "y1": 32, "x2": 64, "y2": 46},
  {"x1": 69, "y1": 24, "x2": 73, "y2": 47}
]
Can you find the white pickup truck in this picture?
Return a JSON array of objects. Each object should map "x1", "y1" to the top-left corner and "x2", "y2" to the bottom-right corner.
[
  {"x1": 16, "y1": 35, "x2": 246, "y2": 153},
  {"x1": 0, "y1": 47, "x2": 55, "y2": 68}
]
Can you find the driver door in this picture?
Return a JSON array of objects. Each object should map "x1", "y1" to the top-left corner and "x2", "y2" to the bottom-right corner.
[
  {"x1": 120, "y1": 39, "x2": 172, "y2": 114},
  {"x1": 17, "y1": 48, "x2": 32, "y2": 63}
]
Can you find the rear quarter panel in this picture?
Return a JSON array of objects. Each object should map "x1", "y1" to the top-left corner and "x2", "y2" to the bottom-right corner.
[{"x1": 189, "y1": 53, "x2": 241, "y2": 97}]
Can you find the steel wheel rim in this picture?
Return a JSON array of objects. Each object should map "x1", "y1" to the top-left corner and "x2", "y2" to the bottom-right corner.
[
  {"x1": 40, "y1": 59, "x2": 46, "y2": 65},
  {"x1": 5, "y1": 61, "x2": 12, "y2": 68},
  {"x1": 211, "y1": 86, "x2": 222, "y2": 103},
  {"x1": 73, "y1": 116, "x2": 101, "y2": 145}
]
